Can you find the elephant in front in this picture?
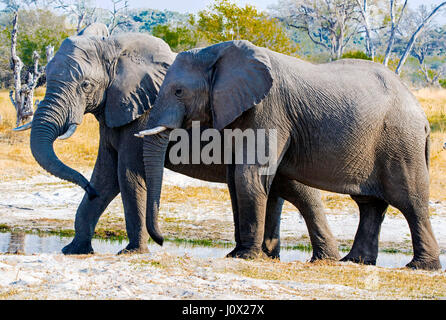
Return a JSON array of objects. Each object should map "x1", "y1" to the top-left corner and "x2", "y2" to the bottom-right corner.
[
  {"x1": 26, "y1": 25, "x2": 339, "y2": 260},
  {"x1": 140, "y1": 40, "x2": 441, "y2": 270}
]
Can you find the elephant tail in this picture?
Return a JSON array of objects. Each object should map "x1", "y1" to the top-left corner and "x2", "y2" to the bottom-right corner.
[{"x1": 425, "y1": 124, "x2": 430, "y2": 172}]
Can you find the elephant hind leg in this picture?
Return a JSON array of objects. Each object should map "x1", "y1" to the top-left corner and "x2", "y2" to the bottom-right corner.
[
  {"x1": 386, "y1": 192, "x2": 440, "y2": 270},
  {"x1": 381, "y1": 165, "x2": 441, "y2": 270},
  {"x1": 341, "y1": 196, "x2": 388, "y2": 265}
]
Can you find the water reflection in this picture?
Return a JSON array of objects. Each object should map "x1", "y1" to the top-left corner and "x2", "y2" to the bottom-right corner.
[{"x1": 0, "y1": 232, "x2": 444, "y2": 269}]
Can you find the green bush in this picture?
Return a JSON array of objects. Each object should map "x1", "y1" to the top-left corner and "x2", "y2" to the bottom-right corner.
[
  {"x1": 439, "y1": 79, "x2": 446, "y2": 88},
  {"x1": 341, "y1": 50, "x2": 372, "y2": 61}
]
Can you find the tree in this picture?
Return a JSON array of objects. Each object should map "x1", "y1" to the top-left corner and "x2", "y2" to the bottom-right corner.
[
  {"x1": 410, "y1": 26, "x2": 446, "y2": 86},
  {"x1": 382, "y1": 0, "x2": 408, "y2": 67},
  {"x1": 272, "y1": 0, "x2": 361, "y2": 60},
  {"x1": 131, "y1": 9, "x2": 189, "y2": 33},
  {"x1": 152, "y1": 23, "x2": 198, "y2": 52},
  {"x1": 1, "y1": 9, "x2": 71, "y2": 66},
  {"x1": 194, "y1": 0, "x2": 297, "y2": 55},
  {"x1": 395, "y1": 2, "x2": 446, "y2": 75},
  {"x1": 54, "y1": 0, "x2": 96, "y2": 33},
  {"x1": 106, "y1": 0, "x2": 131, "y2": 34},
  {"x1": 9, "y1": 11, "x2": 44, "y2": 129},
  {"x1": 355, "y1": 0, "x2": 376, "y2": 60}
]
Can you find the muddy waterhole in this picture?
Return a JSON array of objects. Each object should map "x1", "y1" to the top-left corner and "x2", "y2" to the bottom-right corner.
[{"x1": 1, "y1": 232, "x2": 445, "y2": 269}]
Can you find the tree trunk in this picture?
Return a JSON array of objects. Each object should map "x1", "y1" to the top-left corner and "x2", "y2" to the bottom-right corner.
[
  {"x1": 356, "y1": 0, "x2": 374, "y2": 60},
  {"x1": 383, "y1": 0, "x2": 408, "y2": 67},
  {"x1": 395, "y1": 2, "x2": 446, "y2": 75}
]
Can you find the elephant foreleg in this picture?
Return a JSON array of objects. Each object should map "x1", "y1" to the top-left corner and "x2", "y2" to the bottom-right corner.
[
  {"x1": 277, "y1": 177, "x2": 340, "y2": 261},
  {"x1": 229, "y1": 164, "x2": 271, "y2": 259},
  {"x1": 117, "y1": 146, "x2": 149, "y2": 254},
  {"x1": 62, "y1": 142, "x2": 119, "y2": 255},
  {"x1": 262, "y1": 194, "x2": 283, "y2": 259}
]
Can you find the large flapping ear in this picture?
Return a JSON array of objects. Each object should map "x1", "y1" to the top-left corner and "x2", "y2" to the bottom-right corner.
[
  {"x1": 77, "y1": 23, "x2": 109, "y2": 37},
  {"x1": 202, "y1": 40, "x2": 273, "y2": 131},
  {"x1": 105, "y1": 34, "x2": 175, "y2": 128}
]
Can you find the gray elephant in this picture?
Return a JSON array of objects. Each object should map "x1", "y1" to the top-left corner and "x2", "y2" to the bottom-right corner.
[
  {"x1": 140, "y1": 40, "x2": 441, "y2": 270},
  {"x1": 25, "y1": 25, "x2": 339, "y2": 260}
]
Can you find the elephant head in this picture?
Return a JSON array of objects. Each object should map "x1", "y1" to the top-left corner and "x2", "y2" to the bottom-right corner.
[
  {"x1": 27, "y1": 23, "x2": 175, "y2": 199},
  {"x1": 138, "y1": 40, "x2": 273, "y2": 245}
]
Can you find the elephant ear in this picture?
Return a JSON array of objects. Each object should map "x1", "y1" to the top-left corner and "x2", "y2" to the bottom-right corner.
[
  {"x1": 77, "y1": 23, "x2": 109, "y2": 37},
  {"x1": 205, "y1": 40, "x2": 273, "y2": 131},
  {"x1": 105, "y1": 35, "x2": 174, "y2": 128}
]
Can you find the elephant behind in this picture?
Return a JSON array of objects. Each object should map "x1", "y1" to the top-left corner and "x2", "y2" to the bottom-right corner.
[{"x1": 140, "y1": 40, "x2": 440, "y2": 270}]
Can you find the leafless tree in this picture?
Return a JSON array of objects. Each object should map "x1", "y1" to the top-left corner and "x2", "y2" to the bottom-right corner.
[
  {"x1": 9, "y1": 11, "x2": 50, "y2": 131},
  {"x1": 54, "y1": 0, "x2": 97, "y2": 33},
  {"x1": 273, "y1": 0, "x2": 362, "y2": 60},
  {"x1": 382, "y1": 0, "x2": 408, "y2": 67},
  {"x1": 107, "y1": 0, "x2": 130, "y2": 34},
  {"x1": 355, "y1": 0, "x2": 375, "y2": 60},
  {"x1": 410, "y1": 25, "x2": 446, "y2": 86},
  {"x1": 395, "y1": 1, "x2": 446, "y2": 75}
]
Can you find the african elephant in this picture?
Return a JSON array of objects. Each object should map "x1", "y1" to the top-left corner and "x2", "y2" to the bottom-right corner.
[
  {"x1": 25, "y1": 25, "x2": 339, "y2": 260},
  {"x1": 140, "y1": 40, "x2": 441, "y2": 270}
]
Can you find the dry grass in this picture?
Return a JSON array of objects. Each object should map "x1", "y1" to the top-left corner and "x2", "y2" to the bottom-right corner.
[
  {"x1": 413, "y1": 88, "x2": 446, "y2": 200},
  {"x1": 0, "y1": 89, "x2": 99, "y2": 181},
  {"x1": 227, "y1": 259, "x2": 446, "y2": 299},
  {"x1": 0, "y1": 87, "x2": 445, "y2": 199},
  {"x1": 161, "y1": 185, "x2": 230, "y2": 203}
]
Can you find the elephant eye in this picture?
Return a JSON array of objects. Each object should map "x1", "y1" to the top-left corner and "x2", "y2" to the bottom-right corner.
[
  {"x1": 174, "y1": 88, "x2": 183, "y2": 97},
  {"x1": 81, "y1": 80, "x2": 93, "y2": 92}
]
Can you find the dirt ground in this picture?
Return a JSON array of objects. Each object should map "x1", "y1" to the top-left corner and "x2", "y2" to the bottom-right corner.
[{"x1": 0, "y1": 170, "x2": 445, "y2": 300}]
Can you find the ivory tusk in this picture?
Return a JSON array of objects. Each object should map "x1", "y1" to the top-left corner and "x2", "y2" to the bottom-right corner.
[
  {"x1": 134, "y1": 126, "x2": 167, "y2": 138},
  {"x1": 13, "y1": 121, "x2": 33, "y2": 131},
  {"x1": 58, "y1": 124, "x2": 78, "y2": 140}
]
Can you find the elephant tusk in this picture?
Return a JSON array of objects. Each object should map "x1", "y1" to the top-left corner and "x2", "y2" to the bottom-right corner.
[
  {"x1": 13, "y1": 121, "x2": 33, "y2": 131},
  {"x1": 134, "y1": 126, "x2": 167, "y2": 138},
  {"x1": 58, "y1": 124, "x2": 78, "y2": 140}
]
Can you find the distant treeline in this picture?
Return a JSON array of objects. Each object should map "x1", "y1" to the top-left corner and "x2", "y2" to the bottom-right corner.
[{"x1": 0, "y1": 0, "x2": 445, "y2": 89}]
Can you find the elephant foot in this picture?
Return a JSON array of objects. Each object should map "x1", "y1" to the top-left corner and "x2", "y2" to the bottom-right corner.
[
  {"x1": 340, "y1": 253, "x2": 376, "y2": 266},
  {"x1": 117, "y1": 244, "x2": 149, "y2": 255},
  {"x1": 262, "y1": 248, "x2": 280, "y2": 260},
  {"x1": 226, "y1": 246, "x2": 267, "y2": 260},
  {"x1": 310, "y1": 247, "x2": 341, "y2": 262},
  {"x1": 262, "y1": 244, "x2": 280, "y2": 260},
  {"x1": 62, "y1": 240, "x2": 94, "y2": 255},
  {"x1": 406, "y1": 257, "x2": 441, "y2": 271}
]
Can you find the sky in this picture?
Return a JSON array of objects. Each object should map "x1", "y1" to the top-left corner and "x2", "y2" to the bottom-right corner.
[
  {"x1": 95, "y1": 0, "x2": 276, "y2": 13},
  {"x1": 94, "y1": 0, "x2": 446, "y2": 14}
]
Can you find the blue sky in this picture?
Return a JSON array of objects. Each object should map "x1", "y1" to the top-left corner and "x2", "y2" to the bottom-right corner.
[{"x1": 95, "y1": 0, "x2": 446, "y2": 14}]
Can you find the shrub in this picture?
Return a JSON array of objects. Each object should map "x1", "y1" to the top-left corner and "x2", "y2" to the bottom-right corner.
[{"x1": 341, "y1": 50, "x2": 372, "y2": 60}]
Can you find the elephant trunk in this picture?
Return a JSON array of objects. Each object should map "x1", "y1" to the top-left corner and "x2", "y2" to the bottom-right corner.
[
  {"x1": 30, "y1": 101, "x2": 98, "y2": 200},
  {"x1": 143, "y1": 129, "x2": 171, "y2": 245}
]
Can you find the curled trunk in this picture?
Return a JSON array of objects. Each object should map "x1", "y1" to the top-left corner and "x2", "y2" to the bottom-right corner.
[
  {"x1": 143, "y1": 130, "x2": 171, "y2": 245},
  {"x1": 30, "y1": 102, "x2": 97, "y2": 199}
]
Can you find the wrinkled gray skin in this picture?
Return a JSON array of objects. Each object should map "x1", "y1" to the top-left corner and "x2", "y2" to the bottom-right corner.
[
  {"x1": 143, "y1": 40, "x2": 441, "y2": 270},
  {"x1": 29, "y1": 25, "x2": 339, "y2": 260}
]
